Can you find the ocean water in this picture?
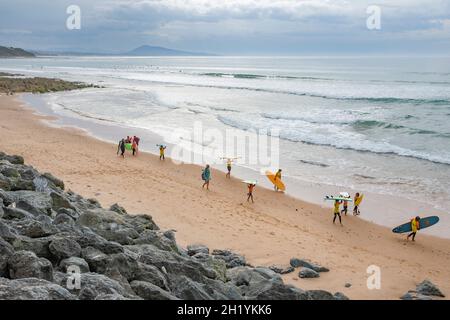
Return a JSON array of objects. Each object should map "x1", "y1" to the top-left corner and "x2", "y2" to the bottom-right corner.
[{"x1": 1, "y1": 55, "x2": 450, "y2": 233}]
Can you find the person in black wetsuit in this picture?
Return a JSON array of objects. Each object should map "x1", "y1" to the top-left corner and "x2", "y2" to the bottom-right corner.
[{"x1": 117, "y1": 138, "x2": 126, "y2": 158}]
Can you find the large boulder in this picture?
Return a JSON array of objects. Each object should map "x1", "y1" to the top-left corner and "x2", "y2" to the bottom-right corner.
[
  {"x1": 299, "y1": 267, "x2": 320, "y2": 279},
  {"x1": 130, "y1": 280, "x2": 178, "y2": 300},
  {"x1": 0, "y1": 237, "x2": 14, "y2": 276},
  {"x1": 306, "y1": 290, "x2": 336, "y2": 300},
  {"x1": 187, "y1": 244, "x2": 209, "y2": 256},
  {"x1": 81, "y1": 246, "x2": 111, "y2": 274},
  {"x1": 60, "y1": 256, "x2": 90, "y2": 273},
  {"x1": 416, "y1": 280, "x2": 445, "y2": 297},
  {"x1": 0, "y1": 153, "x2": 24, "y2": 165},
  {"x1": 0, "y1": 219, "x2": 19, "y2": 242},
  {"x1": 0, "y1": 278, "x2": 75, "y2": 300},
  {"x1": 290, "y1": 258, "x2": 329, "y2": 273},
  {"x1": 9, "y1": 217, "x2": 58, "y2": 238},
  {"x1": 212, "y1": 249, "x2": 247, "y2": 268},
  {"x1": 49, "y1": 238, "x2": 82, "y2": 261},
  {"x1": 63, "y1": 272, "x2": 138, "y2": 300},
  {"x1": 4, "y1": 191, "x2": 53, "y2": 216},
  {"x1": 8, "y1": 250, "x2": 53, "y2": 281}
]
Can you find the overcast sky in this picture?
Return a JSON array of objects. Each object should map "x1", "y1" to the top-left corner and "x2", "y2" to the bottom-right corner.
[{"x1": 1, "y1": 0, "x2": 449, "y2": 54}]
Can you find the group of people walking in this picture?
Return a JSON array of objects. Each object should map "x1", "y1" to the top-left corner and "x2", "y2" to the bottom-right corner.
[
  {"x1": 332, "y1": 192, "x2": 363, "y2": 226},
  {"x1": 117, "y1": 136, "x2": 140, "y2": 158}
]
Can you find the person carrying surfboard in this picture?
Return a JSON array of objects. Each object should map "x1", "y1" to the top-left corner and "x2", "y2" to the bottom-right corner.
[
  {"x1": 353, "y1": 193, "x2": 363, "y2": 216},
  {"x1": 341, "y1": 195, "x2": 351, "y2": 216},
  {"x1": 226, "y1": 158, "x2": 233, "y2": 179},
  {"x1": 247, "y1": 183, "x2": 256, "y2": 203},
  {"x1": 202, "y1": 164, "x2": 211, "y2": 190},
  {"x1": 333, "y1": 199, "x2": 343, "y2": 226},
  {"x1": 158, "y1": 145, "x2": 167, "y2": 160},
  {"x1": 274, "y1": 169, "x2": 282, "y2": 191},
  {"x1": 407, "y1": 216, "x2": 421, "y2": 241}
]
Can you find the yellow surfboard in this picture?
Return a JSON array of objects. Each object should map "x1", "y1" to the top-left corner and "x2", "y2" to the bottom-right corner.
[
  {"x1": 355, "y1": 194, "x2": 364, "y2": 206},
  {"x1": 266, "y1": 171, "x2": 286, "y2": 191}
]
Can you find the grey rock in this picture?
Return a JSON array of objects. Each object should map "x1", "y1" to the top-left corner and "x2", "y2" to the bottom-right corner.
[
  {"x1": 49, "y1": 238, "x2": 82, "y2": 261},
  {"x1": 290, "y1": 258, "x2": 329, "y2": 272},
  {"x1": 60, "y1": 256, "x2": 90, "y2": 273},
  {"x1": 187, "y1": 244, "x2": 209, "y2": 256},
  {"x1": 130, "y1": 280, "x2": 178, "y2": 300},
  {"x1": 133, "y1": 230, "x2": 178, "y2": 252},
  {"x1": 9, "y1": 218, "x2": 58, "y2": 238},
  {"x1": 307, "y1": 290, "x2": 336, "y2": 300},
  {"x1": 50, "y1": 191, "x2": 73, "y2": 211},
  {"x1": 345, "y1": 282, "x2": 352, "y2": 288},
  {"x1": 0, "y1": 277, "x2": 75, "y2": 300},
  {"x1": 212, "y1": 249, "x2": 247, "y2": 268},
  {"x1": 0, "y1": 153, "x2": 24, "y2": 165},
  {"x1": 6, "y1": 190, "x2": 53, "y2": 216},
  {"x1": 61, "y1": 272, "x2": 136, "y2": 300},
  {"x1": 169, "y1": 276, "x2": 214, "y2": 300},
  {"x1": 41, "y1": 172, "x2": 65, "y2": 190},
  {"x1": 416, "y1": 280, "x2": 445, "y2": 297},
  {"x1": 334, "y1": 292, "x2": 350, "y2": 300},
  {"x1": 110, "y1": 203, "x2": 127, "y2": 215},
  {"x1": 0, "y1": 237, "x2": 14, "y2": 277},
  {"x1": 299, "y1": 267, "x2": 320, "y2": 279},
  {"x1": 81, "y1": 246, "x2": 111, "y2": 274},
  {"x1": 268, "y1": 265, "x2": 295, "y2": 275},
  {"x1": 8, "y1": 250, "x2": 53, "y2": 281},
  {"x1": 11, "y1": 235, "x2": 53, "y2": 259},
  {"x1": 133, "y1": 262, "x2": 169, "y2": 290},
  {"x1": 0, "y1": 219, "x2": 19, "y2": 242},
  {"x1": 400, "y1": 291, "x2": 433, "y2": 300},
  {"x1": 53, "y1": 213, "x2": 75, "y2": 225},
  {"x1": 2, "y1": 206, "x2": 34, "y2": 220}
]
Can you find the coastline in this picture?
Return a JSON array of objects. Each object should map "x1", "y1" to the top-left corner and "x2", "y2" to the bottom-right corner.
[
  {"x1": 19, "y1": 92, "x2": 450, "y2": 239},
  {"x1": 1, "y1": 93, "x2": 450, "y2": 299}
]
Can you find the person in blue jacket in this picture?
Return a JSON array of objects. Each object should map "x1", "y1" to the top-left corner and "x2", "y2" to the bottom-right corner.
[{"x1": 202, "y1": 164, "x2": 211, "y2": 190}]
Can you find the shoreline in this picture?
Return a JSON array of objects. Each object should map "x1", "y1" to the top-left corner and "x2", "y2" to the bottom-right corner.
[
  {"x1": 19, "y1": 92, "x2": 450, "y2": 239},
  {"x1": 1, "y1": 93, "x2": 450, "y2": 299}
]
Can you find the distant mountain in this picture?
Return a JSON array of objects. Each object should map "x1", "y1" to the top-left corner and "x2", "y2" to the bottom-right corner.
[
  {"x1": 125, "y1": 45, "x2": 213, "y2": 56},
  {"x1": 0, "y1": 46, "x2": 35, "y2": 58}
]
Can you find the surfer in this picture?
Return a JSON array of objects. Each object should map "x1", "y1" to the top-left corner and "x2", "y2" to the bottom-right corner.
[
  {"x1": 274, "y1": 169, "x2": 282, "y2": 191},
  {"x1": 333, "y1": 199, "x2": 343, "y2": 226},
  {"x1": 158, "y1": 145, "x2": 167, "y2": 160},
  {"x1": 341, "y1": 196, "x2": 350, "y2": 216},
  {"x1": 226, "y1": 158, "x2": 233, "y2": 179},
  {"x1": 117, "y1": 138, "x2": 125, "y2": 158},
  {"x1": 407, "y1": 216, "x2": 421, "y2": 241},
  {"x1": 247, "y1": 183, "x2": 256, "y2": 203},
  {"x1": 353, "y1": 193, "x2": 362, "y2": 216},
  {"x1": 202, "y1": 165, "x2": 211, "y2": 190}
]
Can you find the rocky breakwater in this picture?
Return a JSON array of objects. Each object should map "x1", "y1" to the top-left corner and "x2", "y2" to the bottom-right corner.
[{"x1": 0, "y1": 151, "x2": 348, "y2": 300}]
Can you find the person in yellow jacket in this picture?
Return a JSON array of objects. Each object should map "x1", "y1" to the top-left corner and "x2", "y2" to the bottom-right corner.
[
  {"x1": 158, "y1": 145, "x2": 167, "y2": 160},
  {"x1": 407, "y1": 216, "x2": 421, "y2": 241},
  {"x1": 274, "y1": 169, "x2": 282, "y2": 191},
  {"x1": 333, "y1": 199, "x2": 343, "y2": 226}
]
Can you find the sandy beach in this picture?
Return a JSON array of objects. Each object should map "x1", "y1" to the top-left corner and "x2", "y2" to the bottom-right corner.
[{"x1": 1, "y1": 93, "x2": 450, "y2": 300}]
